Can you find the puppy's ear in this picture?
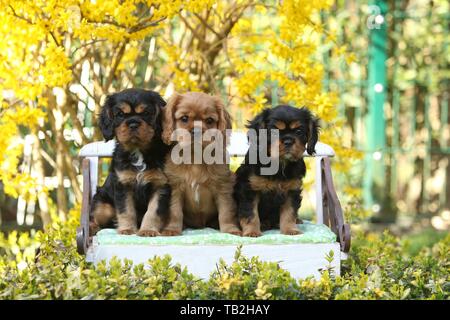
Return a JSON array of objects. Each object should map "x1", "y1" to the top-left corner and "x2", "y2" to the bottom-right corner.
[
  {"x1": 214, "y1": 96, "x2": 232, "y2": 132},
  {"x1": 306, "y1": 110, "x2": 320, "y2": 155},
  {"x1": 99, "y1": 94, "x2": 116, "y2": 141},
  {"x1": 149, "y1": 91, "x2": 166, "y2": 135},
  {"x1": 155, "y1": 94, "x2": 167, "y2": 108},
  {"x1": 162, "y1": 93, "x2": 182, "y2": 145},
  {"x1": 246, "y1": 108, "x2": 271, "y2": 130}
]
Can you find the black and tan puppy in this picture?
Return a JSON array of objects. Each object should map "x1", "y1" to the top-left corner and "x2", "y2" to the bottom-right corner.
[
  {"x1": 91, "y1": 88, "x2": 171, "y2": 236},
  {"x1": 234, "y1": 105, "x2": 319, "y2": 237}
]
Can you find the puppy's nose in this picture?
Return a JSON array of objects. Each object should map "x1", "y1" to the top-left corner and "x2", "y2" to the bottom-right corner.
[
  {"x1": 283, "y1": 137, "x2": 294, "y2": 147},
  {"x1": 191, "y1": 127, "x2": 202, "y2": 136},
  {"x1": 127, "y1": 119, "x2": 140, "y2": 130}
]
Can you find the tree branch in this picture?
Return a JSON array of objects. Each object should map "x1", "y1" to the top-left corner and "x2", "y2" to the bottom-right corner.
[{"x1": 104, "y1": 41, "x2": 128, "y2": 92}]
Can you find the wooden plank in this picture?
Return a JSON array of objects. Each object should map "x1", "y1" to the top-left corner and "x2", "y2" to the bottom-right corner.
[
  {"x1": 86, "y1": 242, "x2": 341, "y2": 280},
  {"x1": 79, "y1": 134, "x2": 336, "y2": 158}
]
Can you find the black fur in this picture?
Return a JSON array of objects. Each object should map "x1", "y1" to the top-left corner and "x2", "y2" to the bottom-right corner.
[
  {"x1": 234, "y1": 105, "x2": 320, "y2": 231},
  {"x1": 91, "y1": 88, "x2": 171, "y2": 230},
  {"x1": 99, "y1": 88, "x2": 166, "y2": 141}
]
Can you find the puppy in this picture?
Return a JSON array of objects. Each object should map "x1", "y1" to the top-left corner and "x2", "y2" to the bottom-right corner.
[
  {"x1": 161, "y1": 92, "x2": 241, "y2": 236},
  {"x1": 91, "y1": 88, "x2": 171, "y2": 236},
  {"x1": 234, "y1": 105, "x2": 319, "y2": 237}
]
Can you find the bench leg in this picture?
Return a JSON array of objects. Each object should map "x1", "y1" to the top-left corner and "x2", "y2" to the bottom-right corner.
[
  {"x1": 315, "y1": 156, "x2": 324, "y2": 224},
  {"x1": 77, "y1": 158, "x2": 92, "y2": 254}
]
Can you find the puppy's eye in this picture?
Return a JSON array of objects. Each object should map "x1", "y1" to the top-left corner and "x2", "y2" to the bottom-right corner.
[
  {"x1": 180, "y1": 116, "x2": 189, "y2": 123},
  {"x1": 295, "y1": 128, "x2": 305, "y2": 135},
  {"x1": 205, "y1": 117, "x2": 215, "y2": 125},
  {"x1": 116, "y1": 110, "x2": 125, "y2": 117}
]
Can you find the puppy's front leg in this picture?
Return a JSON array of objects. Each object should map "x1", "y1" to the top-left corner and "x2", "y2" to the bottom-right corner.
[
  {"x1": 160, "y1": 188, "x2": 183, "y2": 236},
  {"x1": 138, "y1": 190, "x2": 163, "y2": 237},
  {"x1": 116, "y1": 187, "x2": 138, "y2": 235},
  {"x1": 239, "y1": 195, "x2": 262, "y2": 237},
  {"x1": 279, "y1": 191, "x2": 302, "y2": 235},
  {"x1": 216, "y1": 192, "x2": 242, "y2": 236}
]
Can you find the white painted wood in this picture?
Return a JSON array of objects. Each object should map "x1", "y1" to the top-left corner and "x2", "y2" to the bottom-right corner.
[
  {"x1": 78, "y1": 133, "x2": 335, "y2": 158},
  {"x1": 315, "y1": 156, "x2": 324, "y2": 225},
  {"x1": 86, "y1": 242, "x2": 341, "y2": 280},
  {"x1": 228, "y1": 131, "x2": 248, "y2": 156},
  {"x1": 87, "y1": 157, "x2": 98, "y2": 199},
  {"x1": 79, "y1": 139, "x2": 116, "y2": 158},
  {"x1": 228, "y1": 131, "x2": 335, "y2": 157}
]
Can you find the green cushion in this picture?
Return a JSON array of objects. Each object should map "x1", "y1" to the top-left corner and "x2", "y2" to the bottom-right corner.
[{"x1": 96, "y1": 221, "x2": 337, "y2": 245}]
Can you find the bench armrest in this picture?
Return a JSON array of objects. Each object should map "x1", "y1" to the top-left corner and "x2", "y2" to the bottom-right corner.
[
  {"x1": 79, "y1": 140, "x2": 116, "y2": 158},
  {"x1": 76, "y1": 158, "x2": 91, "y2": 254},
  {"x1": 321, "y1": 157, "x2": 351, "y2": 253}
]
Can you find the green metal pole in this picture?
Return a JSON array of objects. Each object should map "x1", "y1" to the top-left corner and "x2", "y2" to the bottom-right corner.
[
  {"x1": 364, "y1": 0, "x2": 387, "y2": 214},
  {"x1": 390, "y1": 0, "x2": 400, "y2": 204}
]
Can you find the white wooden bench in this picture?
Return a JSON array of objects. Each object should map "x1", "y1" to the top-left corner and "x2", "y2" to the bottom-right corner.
[{"x1": 76, "y1": 132, "x2": 351, "y2": 279}]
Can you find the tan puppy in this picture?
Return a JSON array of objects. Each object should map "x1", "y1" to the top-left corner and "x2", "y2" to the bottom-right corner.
[{"x1": 160, "y1": 92, "x2": 241, "y2": 236}]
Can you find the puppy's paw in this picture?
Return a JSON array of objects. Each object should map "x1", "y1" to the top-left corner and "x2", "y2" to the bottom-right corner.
[
  {"x1": 227, "y1": 230, "x2": 243, "y2": 236},
  {"x1": 243, "y1": 230, "x2": 262, "y2": 237},
  {"x1": 118, "y1": 229, "x2": 136, "y2": 235},
  {"x1": 221, "y1": 226, "x2": 242, "y2": 236},
  {"x1": 160, "y1": 229, "x2": 181, "y2": 236},
  {"x1": 89, "y1": 221, "x2": 100, "y2": 235},
  {"x1": 137, "y1": 229, "x2": 160, "y2": 237},
  {"x1": 282, "y1": 228, "x2": 302, "y2": 236}
]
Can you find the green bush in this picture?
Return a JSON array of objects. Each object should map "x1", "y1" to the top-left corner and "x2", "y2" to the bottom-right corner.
[{"x1": 0, "y1": 213, "x2": 448, "y2": 300}]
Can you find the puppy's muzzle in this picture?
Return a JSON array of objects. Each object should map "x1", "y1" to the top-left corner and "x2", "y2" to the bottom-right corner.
[
  {"x1": 191, "y1": 127, "x2": 203, "y2": 139},
  {"x1": 126, "y1": 118, "x2": 142, "y2": 131},
  {"x1": 282, "y1": 136, "x2": 294, "y2": 148}
]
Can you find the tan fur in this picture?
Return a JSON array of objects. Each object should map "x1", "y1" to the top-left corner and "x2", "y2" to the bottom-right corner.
[
  {"x1": 161, "y1": 93, "x2": 182, "y2": 144},
  {"x1": 270, "y1": 138, "x2": 281, "y2": 158},
  {"x1": 135, "y1": 104, "x2": 145, "y2": 113},
  {"x1": 117, "y1": 192, "x2": 137, "y2": 234},
  {"x1": 271, "y1": 136, "x2": 305, "y2": 160},
  {"x1": 115, "y1": 121, "x2": 155, "y2": 151},
  {"x1": 138, "y1": 191, "x2": 163, "y2": 236},
  {"x1": 249, "y1": 175, "x2": 302, "y2": 192},
  {"x1": 274, "y1": 121, "x2": 286, "y2": 130},
  {"x1": 116, "y1": 169, "x2": 167, "y2": 187},
  {"x1": 289, "y1": 139, "x2": 306, "y2": 159},
  {"x1": 137, "y1": 169, "x2": 167, "y2": 186},
  {"x1": 116, "y1": 169, "x2": 137, "y2": 185},
  {"x1": 289, "y1": 120, "x2": 301, "y2": 129},
  {"x1": 93, "y1": 203, "x2": 115, "y2": 227},
  {"x1": 162, "y1": 92, "x2": 240, "y2": 235},
  {"x1": 89, "y1": 221, "x2": 100, "y2": 235},
  {"x1": 165, "y1": 158, "x2": 240, "y2": 233},
  {"x1": 161, "y1": 186, "x2": 184, "y2": 234},
  {"x1": 279, "y1": 196, "x2": 302, "y2": 235},
  {"x1": 162, "y1": 92, "x2": 231, "y2": 145},
  {"x1": 240, "y1": 196, "x2": 262, "y2": 237},
  {"x1": 119, "y1": 103, "x2": 132, "y2": 113}
]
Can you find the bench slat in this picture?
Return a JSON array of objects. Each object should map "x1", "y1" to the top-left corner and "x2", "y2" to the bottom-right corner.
[{"x1": 79, "y1": 132, "x2": 335, "y2": 158}]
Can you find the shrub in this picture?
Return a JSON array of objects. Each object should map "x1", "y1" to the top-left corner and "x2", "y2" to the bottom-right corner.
[{"x1": 0, "y1": 214, "x2": 448, "y2": 300}]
